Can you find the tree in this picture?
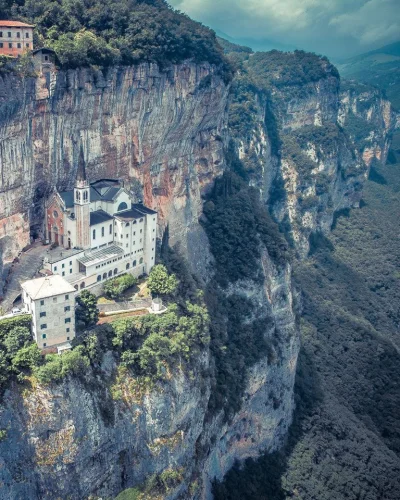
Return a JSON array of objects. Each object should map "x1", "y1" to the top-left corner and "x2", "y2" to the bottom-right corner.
[
  {"x1": 11, "y1": 343, "x2": 42, "y2": 371},
  {"x1": 3, "y1": 327, "x2": 31, "y2": 358},
  {"x1": 75, "y1": 290, "x2": 99, "y2": 328},
  {"x1": 147, "y1": 265, "x2": 178, "y2": 297}
]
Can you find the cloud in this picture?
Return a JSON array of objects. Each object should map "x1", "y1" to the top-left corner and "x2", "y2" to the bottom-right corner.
[
  {"x1": 168, "y1": 0, "x2": 400, "y2": 58},
  {"x1": 330, "y1": 0, "x2": 400, "y2": 46}
]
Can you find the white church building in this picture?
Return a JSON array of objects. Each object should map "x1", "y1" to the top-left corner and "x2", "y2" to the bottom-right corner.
[
  {"x1": 43, "y1": 149, "x2": 157, "y2": 292},
  {"x1": 21, "y1": 149, "x2": 157, "y2": 350}
]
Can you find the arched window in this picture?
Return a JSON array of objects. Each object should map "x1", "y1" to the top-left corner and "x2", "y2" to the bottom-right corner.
[
  {"x1": 133, "y1": 260, "x2": 137, "y2": 267},
  {"x1": 76, "y1": 191, "x2": 81, "y2": 202},
  {"x1": 74, "y1": 285, "x2": 78, "y2": 291},
  {"x1": 103, "y1": 272, "x2": 107, "y2": 280},
  {"x1": 108, "y1": 270, "x2": 113, "y2": 277},
  {"x1": 139, "y1": 257, "x2": 143, "y2": 264},
  {"x1": 83, "y1": 190, "x2": 88, "y2": 202},
  {"x1": 97, "y1": 275, "x2": 101, "y2": 282},
  {"x1": 114, "y1": 268, "x2": 118, "y2": 275},
  {"x1": 80, "y1": 282, "x2": 85, "y2": 289},
  {"x1": 117, "y1": 202, "x2": 128, "y2": 212},
  {"x1": 126, "y1": 263, "x2": 130, "y2": 270}
]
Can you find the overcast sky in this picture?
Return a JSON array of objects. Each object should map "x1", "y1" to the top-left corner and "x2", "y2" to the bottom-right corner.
[{"x1": 169, "y1": 0, "x2": 400, "y2": 60}]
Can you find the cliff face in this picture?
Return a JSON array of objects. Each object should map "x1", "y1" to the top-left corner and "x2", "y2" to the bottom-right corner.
[
  {"x1": 231, "y1": 68, "x2": 396, "y2": 256},
  {"x1": 0, "y1": 63, "x2": 228, "y2": 276},
  {"x1": 0, "y1": 54, "x2": 394, "y2": 500}
]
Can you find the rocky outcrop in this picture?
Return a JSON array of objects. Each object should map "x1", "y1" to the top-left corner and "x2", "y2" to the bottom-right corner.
[
  {"x1": 230, "y1": 68, "x2": 395, "y2": 256},
  {"x1": 339, "y1": 80, "x2": 396, "y2": 167},
  {"x1": 0, "y1": 353, "x2": 210, "y2": 499},
  {"x1": 199, "y1": 253, "x2": 299, "y2": 498},
  {"x1": 0, "y1": 63, "x2": 228, "y2": 276}
]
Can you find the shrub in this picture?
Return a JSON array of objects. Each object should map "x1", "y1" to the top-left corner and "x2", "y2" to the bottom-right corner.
[
  {"x1": 75, "y1": 290, "x2": 99, "y2": 328},
  {"x1": 3, "y1": 326, "x2": 31, "y2": 358},
  {"x1": 34, "y1": 347, "x2": 89, "y2": 383},
  {"x1": 147, "y1": 265, "x2": 178, "y2": 297},
  {"x1": 103, "y1": 273, "x2": 137, "y2": 300}
]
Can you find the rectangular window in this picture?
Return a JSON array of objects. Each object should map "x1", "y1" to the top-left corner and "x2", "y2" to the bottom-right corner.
[
  {"x1": 70, "y1": 269, "x2": 72, "y2": 274},
  {"x1": 65, "y1": 306, "x2": 70, "y2": 312},
  {"x1": 17, "y1": 42, "x2": 21, "y2": 48},
  {"x1": 65, "y1": 295, "x2": 69, "y2": 300},
  {"x1": 0, "y1": 32, "x2": 2, "y2": 37},
  {"x1": 67, "y1": 336, "x2": 70, "y2": 340},
  {"x1": 25, "y1": 32, "x2": 29, "y2": 38},
  {"x1": 66, "y1": 328, "x2": 70, "y2": 333},
  {"x1": 62, "y1": 271, "x2": 65, "y2": 277},
  {"x1": 42, "y1": 334, "x2": 46, "y2": 339},
  {"x1": 109, "y1": 224, "x2": 112, "y2": 234},
  {"x1": 44, "y1": 55, "x2": 48, "y2": 61},
  {"x1": 93, "y1": 229, "x2": 96, "y2": 239},
  {"x1": 40, "y1": 300, "x2": 45, "y2": 306},
  {"x1": 0, "y1": 43, "x2": 3, "y2": 48},
  {"x1": 62, "y1": 263, "x2": 65, "y2": 268},
  {"x1": 65, "y1": 318, "x2": 71, "y2": 324},
  {"x1": 40, "y1": 312, "x2": 46, "y2": 318},
  {"x1": 8, "y1": 32, "x2": 11, "y2": 37},
  {"x1": 126, "y1": 234, "x2": 129, "y2": 238},
  {"x1": 16, "y1": 32, "x2": 20, "y2": 38},
  {"x1": 25, "y1": 43, "x2": 29, "y2": 48},
  {"x1": 101, "y1": 227, "x2": 104, "y2": 237},
  {"x1": 40, "y1": 324, "x2": 47, "y2": 329},
  {"x1": 69, "y1": 261, "x2": 72, "y2": 266},
  {"x1": 53, "y1": 297, "x2": 57, "y2": 303},
  {"x1": 43, "y1": 343, "x2": 47, "y2": 347},
  {"x1": 54, "y1": 266, "x2": 57, "y2": 271},
  {"x1": 8, "y1": 42, "x2": 12, "y2": 48}
]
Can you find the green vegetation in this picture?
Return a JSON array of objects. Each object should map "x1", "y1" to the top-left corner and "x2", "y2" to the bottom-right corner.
[
  {"x1": 215, "y1": 161, "x2": 400, "y2": 498},
  {"x1": 202, "y1": 171, "x2": 290, "y2": 286},
  {"x1": 246, "y1": 50, "x2": 339, "y2": 91},
  {"x1": 342, "y1": 111, "x2": 375, "y2": 153},
  {"x1": 147, "y1": 264, "x2": 178, "y2": 297},
  {"x1": 114, "y1": 302, "x2": 209, "y2": 379},
  {"x1": 116, "y1": 468, "x2": 184, "y2": 499},
  {"x1": 103, "y1": 273, "x2": 137, "y2": 300},
  {"x1": 34, "y1": 347, "x2": 90, "y2": 383},
  {"x1": 202, "y1": 163, "x2": 290, "y2": 419},
  {"x1": 0, "y1": 315, "x2": 40, "y2": 393},
  {"x1": 2, "y1": 0, "x2": 230, "y2": 75},
  {"x1": 75, "y1": 290, "x2": 99, "y2": 328}
]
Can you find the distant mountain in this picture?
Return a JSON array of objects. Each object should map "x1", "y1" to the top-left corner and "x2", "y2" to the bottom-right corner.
[
  {"x1": 338, "y1": 41, "x2": 400, "y2": 109},
  {"x1": 214, "y1": 29, "x2": 295, "y2": 54}
]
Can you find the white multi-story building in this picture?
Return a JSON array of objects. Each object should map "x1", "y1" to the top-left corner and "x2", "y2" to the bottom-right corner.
[
  {"x1": 21, "y1": 275, "x2": 76, "y2": 349},
  {"x1": 43, "y1": 148, "x2": 157, "y2": 292}
]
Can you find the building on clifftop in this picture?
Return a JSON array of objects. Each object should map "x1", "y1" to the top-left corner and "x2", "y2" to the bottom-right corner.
[
  {"x1": 43, "y1": 147, "x2": 158, "y2": 292},
  {"x1": 21, "y1": 275, "x2": 76, "y2": 350},
  {"x1": 0, "y1": 21, "x2": 34, "y2": 57}
]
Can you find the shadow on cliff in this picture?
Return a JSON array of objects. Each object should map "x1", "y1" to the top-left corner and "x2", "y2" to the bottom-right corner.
[{"x1": 212, "y1": 342, "x2": 324, "y2": 500}]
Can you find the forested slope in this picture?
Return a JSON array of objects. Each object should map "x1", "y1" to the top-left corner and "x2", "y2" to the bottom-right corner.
[{"x1": 214, "y1": 160, "x2": 400, "y2": 499}]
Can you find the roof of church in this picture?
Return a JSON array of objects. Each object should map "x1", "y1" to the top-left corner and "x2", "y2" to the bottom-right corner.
[
  {"x1": 58, "y1": 179, "x2": 124, "y2": 208},
  {"x1": 90, "y1": 209, "x2": 114, "y2": 226},
  {"x1": 132, "y1": 203, "x2": 157, "y2": 215},
  {"x1": 114, "y1": 207, "x2": 146, "y2": 220},
  {"x1": 77, "y1": 244, "x2": 124, "y2": 266},
  {"x1": 21, "y1": 275, "x2": 76, "y2": 300}
]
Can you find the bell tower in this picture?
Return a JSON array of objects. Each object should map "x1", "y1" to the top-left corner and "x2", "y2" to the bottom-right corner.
[{"x1": 74, "y1": 145, "x2": 91, "y2": 250}]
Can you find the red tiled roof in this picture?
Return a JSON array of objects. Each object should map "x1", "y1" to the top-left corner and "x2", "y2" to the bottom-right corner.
[{"x1": 0, "y1": 20, "x2": 34, "y2": 27}]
